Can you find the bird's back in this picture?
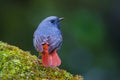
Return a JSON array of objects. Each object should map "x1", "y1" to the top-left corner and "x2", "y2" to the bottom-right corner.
[{"x1": 34, "y1": 24, "x2": 61, "y2": 37}]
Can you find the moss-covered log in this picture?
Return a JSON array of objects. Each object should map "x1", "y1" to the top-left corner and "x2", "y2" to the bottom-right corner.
[{"x1": 0, "y1": 41, "x2": 83, "y2": 80}]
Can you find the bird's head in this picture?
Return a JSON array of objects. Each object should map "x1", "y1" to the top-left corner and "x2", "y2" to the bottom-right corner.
[{"x1": 40, "y1": 16, "x2": 64, "y2": 28}]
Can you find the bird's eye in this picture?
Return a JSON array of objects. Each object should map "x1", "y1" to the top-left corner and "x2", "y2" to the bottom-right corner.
[{"x1": 50, "y1": 20, "x2": 55, "y2": 24}]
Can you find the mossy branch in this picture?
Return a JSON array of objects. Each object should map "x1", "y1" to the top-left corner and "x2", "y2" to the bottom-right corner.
[{"x1": 0, "y1": 41, "x2": 83, "y2": 80}]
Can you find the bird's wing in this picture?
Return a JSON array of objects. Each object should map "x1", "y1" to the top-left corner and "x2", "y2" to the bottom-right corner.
[
  {"x1": 48, "y1": 35, "x2": 62, "y2": 53},
  {"x1": 33, "y1": 35, "x2": 43, "y2": 52},
  {"x1": 34, "y1": 34, "x2": 62, "y2": 53}
]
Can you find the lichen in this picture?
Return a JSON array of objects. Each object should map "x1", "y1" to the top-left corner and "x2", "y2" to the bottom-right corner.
[{"x1": 0, "y1": 41, "x2": 83, "y2": 80}]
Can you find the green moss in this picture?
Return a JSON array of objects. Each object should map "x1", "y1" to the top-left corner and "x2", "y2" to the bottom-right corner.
[{"x1": 0, "y1": 41, "x2": 83, "y2": 80}]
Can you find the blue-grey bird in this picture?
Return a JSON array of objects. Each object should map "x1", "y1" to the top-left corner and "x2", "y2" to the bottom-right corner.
[{"x1": 33, "y1": 16, "x2": 63, "y2": 67}]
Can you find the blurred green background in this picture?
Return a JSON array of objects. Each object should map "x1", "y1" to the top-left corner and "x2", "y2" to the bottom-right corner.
[{"x1": 0, "y1": 0, "x2": 120, "y2": 80}]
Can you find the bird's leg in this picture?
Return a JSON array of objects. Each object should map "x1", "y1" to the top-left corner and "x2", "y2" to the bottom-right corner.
[{"x1": 38, "y1": 53, "x2": 42, "y2": 59}]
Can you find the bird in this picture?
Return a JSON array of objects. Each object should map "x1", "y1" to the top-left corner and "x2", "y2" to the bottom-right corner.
[{"x1": 33, "y1": 16, "x2": 63, "y2": 67}]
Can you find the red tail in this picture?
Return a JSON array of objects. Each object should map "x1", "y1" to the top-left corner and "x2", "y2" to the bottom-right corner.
[{"x1": 42, "y1": 44, "x2": 61, "y2": 67}]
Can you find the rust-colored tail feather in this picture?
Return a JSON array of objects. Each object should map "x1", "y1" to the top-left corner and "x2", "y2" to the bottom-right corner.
[{"x1": 42, "y1": 44, "x2": 61, "y2": 67}]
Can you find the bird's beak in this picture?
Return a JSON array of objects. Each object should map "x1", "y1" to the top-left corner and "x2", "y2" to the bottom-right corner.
[{"x1": 59, "y1": 17, "x2": 64, "y2": 22}]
